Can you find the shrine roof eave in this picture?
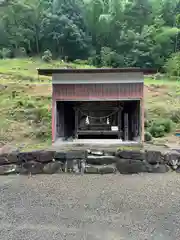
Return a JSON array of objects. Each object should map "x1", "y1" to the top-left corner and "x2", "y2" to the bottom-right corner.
[{"x1": 37, "y1": 68, "x2": 157, "y2": 76}]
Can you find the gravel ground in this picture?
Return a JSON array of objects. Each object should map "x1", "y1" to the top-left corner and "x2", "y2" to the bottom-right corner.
[{"x1": 0, "y1": 173, "x2": 180, "y2": 240}]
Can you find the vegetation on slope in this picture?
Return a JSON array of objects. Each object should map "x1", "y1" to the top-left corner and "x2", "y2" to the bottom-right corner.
[
  {"x1": 0, "y1": 58, "x2": 179, "y2": 150},
  {"x1": 0, "y1": 0, "x2": 179, "y2": 149}
]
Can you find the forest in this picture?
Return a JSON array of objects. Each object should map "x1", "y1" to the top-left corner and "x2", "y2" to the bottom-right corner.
[{"x1": 0, "y1": 0, "x2": 179, "y2": 72}]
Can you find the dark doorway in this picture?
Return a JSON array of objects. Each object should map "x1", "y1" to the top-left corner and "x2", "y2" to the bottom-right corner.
[
  {"x1": 56, "y1": 100, "x2": 140, "y2": 141},
  {"x1": 56, "y1": 101, "x2": 75, "y2": 139}
]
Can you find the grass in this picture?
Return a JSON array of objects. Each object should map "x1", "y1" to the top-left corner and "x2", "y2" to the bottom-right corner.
[
  {"x1": 145, "y1": 77, "x2": 180, "y2": 86},
  {"x1": 0, "y1": 57, "x2": 180, "y2": 150},
  {"x1": 0, "y1": 58, "x2": 94, "y2": 84}
]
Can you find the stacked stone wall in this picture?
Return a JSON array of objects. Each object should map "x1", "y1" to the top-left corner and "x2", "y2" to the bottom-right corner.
[{"x1": 0, "y1": 148, "x2": 180, "y2": 175}]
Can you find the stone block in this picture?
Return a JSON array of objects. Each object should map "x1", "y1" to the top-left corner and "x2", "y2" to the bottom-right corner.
[
  {"x1": 0, "y1": 153, "x2": 20, "y2": 165},
  {"x1": 145, "y1": 150, "x2": 163, "y2": 164},
  {"x1": 150, "y1": 164, "x2": 171, "y2": 173},
  {"x1": 116, "y1": 159, "x2": 152, "y2": 174},
  {"x1": 87, "y1": 150, "x2": 104, "y2": 156},
  {"x1": 0, "y1": 164, "x2": 18, "y2": 175},
  {"x1": 85, "y1": 165, "x2": 99, "y2": 174},
  {"x1": 98, "y1": 165, "x2": 117, "y2": 174},
  {"x1": 16, "y1": 165, "x2": 28, "y2": 174},
  {"x1": 85, "y1": 164, "x2": 116, "y2": 174},
  {"x1": 18, "y1": 151, "x2": 42, "y2": 162},
  {"x1": 22, "y1": 161, "x2": 43, "y2": 174},
  {"x1": 54, "y1": 151, "x2": 66, "y2": 161},
  {"x1": 66, "y1": 150, "x2": 86, "y2": 160},
  {"x1": 43, "y1": 162, "x2": 63, "y2": 174},
  {"x1": 37, "y1": 151, "x2": 55, "y2": 163},
  {"x1": 0, "y1": 155, "x2": 9, "y2": 165},
  {"x1": 117, "y1": 150, "x2": 145, "y2": 160},
  {"x1": 63, "y1": 159, "x2": 81, "y2": 173},
  {"x1": 163, "y1": 152, "x2": 180, "y2": 169},
  {"x1": 87, "y1": 155, "x2": 118, "y2": 165}
]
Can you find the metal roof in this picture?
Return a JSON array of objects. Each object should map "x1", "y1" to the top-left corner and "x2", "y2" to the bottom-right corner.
[{"x1": 37, "y1": 68, "x2": 156, "y2": 76}]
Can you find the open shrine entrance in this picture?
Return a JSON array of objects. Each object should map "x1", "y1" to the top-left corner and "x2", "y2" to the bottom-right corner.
[{"x1": 56, "y1": 100, "x2": 141, "y2": 141}]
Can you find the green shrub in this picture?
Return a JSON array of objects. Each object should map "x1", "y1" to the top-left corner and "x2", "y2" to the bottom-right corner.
[
  {"x1": 155, "y1": 119, "x2": 173, "y2": 133},
  {"x1": 154, "y1": 72, "x2": 164, "y2": 80},
  {"x1": 73, "y1": 59, "x2": 88, "y2": 65},
  {"x1": 144, "y1": 132, "x2": 153, "y2": 142},
  {"x1": 42, "y1": 49, "x2": 52, "y2": 62},
  {"x1": 164, "y1": 52, "x2": 180, "y2": 77},
  {"x1": 0, "y1": 48, "x2": 11, "y2": 59},
  {"x1": 148, "y1": 119, "x2": 174, "y2": 138},
  {"x1": 149, "y1": 124, "x2": 165, "y2": 138},
  {"x1": 13, "y1": 47, "x2": 27, "y2": 58},
  {"x1": 15, "y1": 98, "x2": 36, "y2": 108},
  {"x1": 100, "y1": 47, "x2": 123, "y2": 67},
  {"x1": 88, "y1": 55, "x2": 101, "y2": 67}
]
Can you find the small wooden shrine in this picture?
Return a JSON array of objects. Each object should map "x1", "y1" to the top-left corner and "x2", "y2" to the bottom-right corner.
[{"x1": 37, "y1": 68, "x2": 155, "y2": 143}]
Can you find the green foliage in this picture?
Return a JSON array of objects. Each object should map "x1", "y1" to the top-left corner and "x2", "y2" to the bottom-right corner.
[
  {"x1": 34, "y1": 124, "x2": 51, "y2": 139},
  {"x1": 42, "y1": 49, "x2": 52, "y2": 62},
  {"x1": 0, "y1": 0, "x2": 179, "y2": 68},
  {"x1": 165, "y1": 52, "x2": 180, "y2": 77},
  {"x1": 100, "y1": 47, "x2": 123, "y2": 67},
  {"x1": 144, "y1": 131, "x2": 153, "y2": 142},
  {"x1": 149, "y1": 124, "x2": 166, "y2": 138},
  {"x1": 169, "y1": 108, "x2": 180, "y2": 123},
  {"x1": 0, "y1": 48, "x2": 11, "y2": 59},
  {"x1": 148, "y1": 119, "x2": 174, "y2": 138},
  {"x1": 73, "y1": 59, "x2": 89, "y2": 65},
  {"x1": 14, "y1": 47, "x2": 27, "y2": 58}
]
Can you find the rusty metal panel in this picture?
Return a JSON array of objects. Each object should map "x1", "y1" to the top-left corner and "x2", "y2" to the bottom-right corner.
[{"x1": 53, "y1": 83, "x2": 143, "y2": 100}]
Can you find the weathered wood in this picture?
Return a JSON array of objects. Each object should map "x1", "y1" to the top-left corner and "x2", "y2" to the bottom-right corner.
[
  {"x1": 124, "y1": 113, "x2": 129, "y2": 141},
  {"x1": 118, "y1": 109, "x2": 122, "y2": 139},
  {"x1": 77, "y1": 130, "x2": 119, "y2": 136},
  {"x1": 75, "y1": 108, "x2": 79, "y2": 139},
  {"x1": 57, "y1": 102, "x2": 64, "y2": 138}
]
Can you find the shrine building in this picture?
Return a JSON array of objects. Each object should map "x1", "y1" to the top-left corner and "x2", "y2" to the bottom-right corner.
[{"x1": 37, "y1": 68, "x2": 155, "y2": 143}]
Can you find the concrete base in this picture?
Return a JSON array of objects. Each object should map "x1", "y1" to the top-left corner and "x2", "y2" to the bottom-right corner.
[{"x1": 51, "y1": 138, "x2": 141, "y2": 151}]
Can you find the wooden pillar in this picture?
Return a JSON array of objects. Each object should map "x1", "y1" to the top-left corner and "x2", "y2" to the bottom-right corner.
[
  {"x1": 134, "y1": 104, "x2": 139, "y2": 139},
  {"x1": 124, "y1": 113, "x2": 129, "y2": 141},
  {"x1": 131, "y1": 113, "x2": 134, "y2": 139},
  {"x1": 118, "y1": 108, "x2": 122, "y2": 139},
  {"x1": 74, "y1": 108, "x2": 79, "y2": 139},
  {"x1": 58, "y1": 102, "x2": 65, "y2": 138},
  {"x1": 140, "y1": 99, "x2": 144, "y2": 142},
  {"x1": 52, "y1": 99, "x2": 56, "y2": 143}
]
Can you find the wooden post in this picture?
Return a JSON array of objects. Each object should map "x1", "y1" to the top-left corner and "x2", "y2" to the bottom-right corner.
[
  {"x1": 57, "y1": 102, "x2": 65, "y2": 138},
  {"x1": 124, "y1": 113, "x2": 129, "y2": 141},
  {"x1": 75, "y1": 108, "x2": 79, "y2": 139},
  {"x1": 140, "y1": 99, "x2": 144, "y2": 142},
  {"x1": 134, "y1": 105, "x2": 139, "y2": 138},
  {"x1": 118, "y1": 108, "x2": 122, "y2": 139},
  {"x1": 52, "y1": 99, "x2": 56, "y2": 143}
]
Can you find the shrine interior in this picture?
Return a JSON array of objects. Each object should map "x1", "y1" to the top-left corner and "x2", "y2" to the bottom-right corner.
[{"x1": 56, "y1": 100, "x2": 141, "y2": 141}]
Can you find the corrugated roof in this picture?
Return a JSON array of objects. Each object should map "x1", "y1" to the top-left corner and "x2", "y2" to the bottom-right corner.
[{"x1": 37, "y1": 68, "x2": 156, "y2": 76}]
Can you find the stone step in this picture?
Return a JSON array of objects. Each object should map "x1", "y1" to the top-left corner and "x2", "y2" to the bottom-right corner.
[
  {"x1": 87, "y1": 155, "x2": 118, "y2": 165},
  {"x1": 85, "y1": 164, "x2": 116, "y2": 174}
]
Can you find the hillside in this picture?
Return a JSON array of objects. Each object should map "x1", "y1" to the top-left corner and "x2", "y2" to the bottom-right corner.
[{"x1": 0, "y1": 58, "x2": 180, "y2": 150}]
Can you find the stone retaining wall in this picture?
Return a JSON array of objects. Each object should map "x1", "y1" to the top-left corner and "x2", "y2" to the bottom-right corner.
[{"x1": 0, "y1": 148, "x2": 180, "y2": 175}]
